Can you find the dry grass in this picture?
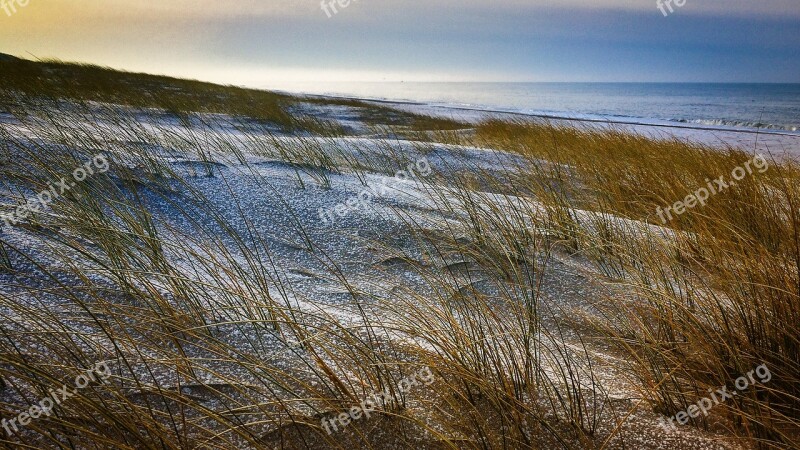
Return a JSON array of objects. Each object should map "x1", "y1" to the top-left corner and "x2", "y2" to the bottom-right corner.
[
  {"x1": 0, "y1": 55, "x2": 466, "y2": 135},
  {"x1": 468, "y1": 119, "x2": 800, "y2": 447},
  {"x1": 0, "y1": 58, "x2": 797, "y2": 449}
]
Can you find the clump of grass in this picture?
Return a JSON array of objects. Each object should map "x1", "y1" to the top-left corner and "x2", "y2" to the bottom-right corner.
[
  {"x1": 0, "y1": 56, "x2": 302, "y2": 131},
  {"x1": 469, "y1": 119, "x2": 800, "y2": 448}
]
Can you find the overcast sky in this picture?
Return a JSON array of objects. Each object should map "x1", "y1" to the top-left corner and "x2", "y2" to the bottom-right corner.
[{"x1": 2, "y1": 0, "x2": 799, "y2": 87}]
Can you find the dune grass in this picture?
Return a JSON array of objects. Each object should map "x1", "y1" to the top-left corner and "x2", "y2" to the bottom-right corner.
[
  {"x1": 466, "y1": 119, "x2": 800, "y2": 447},
  {"x1": 0, "y1": 55, "x2": 466, "y2": 136},
  {"x1": 0, "y1": 58, "x2": 798, "y2": 449}
]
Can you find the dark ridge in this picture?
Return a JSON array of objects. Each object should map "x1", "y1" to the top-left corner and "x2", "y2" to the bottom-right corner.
[
  {"x1": 0, "y1": 54, "x2": 467, "y2": 132},
  {"x1": 0, "y1": 53, "x2": 21, "y2": 62}
]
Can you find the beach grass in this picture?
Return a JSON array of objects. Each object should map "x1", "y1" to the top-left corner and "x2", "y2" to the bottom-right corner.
[{"x1": 0, "y1": 57, "x2": 797, "y2": 449}]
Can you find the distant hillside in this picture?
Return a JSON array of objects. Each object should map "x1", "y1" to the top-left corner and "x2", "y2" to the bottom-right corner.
[
  {"x1": 0, "y1": 54, "x2": 465, "y2": 132},
  {"x1": 0, "y1": 54, "x2": 301, "y2": 126}
]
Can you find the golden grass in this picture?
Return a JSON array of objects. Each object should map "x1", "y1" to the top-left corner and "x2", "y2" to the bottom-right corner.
[
  {"x1": 0, "y1": 60, "x2": 797, "y2": 449},
  {"x1": 468, "y1": 119, "x2": 800, "y2": 447}
]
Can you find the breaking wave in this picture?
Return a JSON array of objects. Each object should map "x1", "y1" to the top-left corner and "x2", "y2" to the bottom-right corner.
[{"x1": 681, "y1": 119, "x2": 799, "y2": 132}]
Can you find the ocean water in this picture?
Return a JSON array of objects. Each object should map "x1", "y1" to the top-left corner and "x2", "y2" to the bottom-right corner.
[{"x1": 274, "y1": 82, "x2": 800, "y2": 134}]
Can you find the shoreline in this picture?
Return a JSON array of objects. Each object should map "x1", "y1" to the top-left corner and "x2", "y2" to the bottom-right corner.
[
  {"x1": 288, "y1": 91, "x2": 800, "y2": 157},
  {"x1": 290, "y1": 91, "x2": 800, "y2": 138}
]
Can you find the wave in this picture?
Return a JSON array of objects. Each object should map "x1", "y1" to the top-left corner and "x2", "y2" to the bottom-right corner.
[
  {"x1": 679, "y1": 119, "x2": 799, "y2": 132},
  {"x1": 409, "y1": 102, "x2": 800, "y2": 135}
]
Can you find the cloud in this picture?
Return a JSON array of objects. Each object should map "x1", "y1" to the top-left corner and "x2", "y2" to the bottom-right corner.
[
  {"x1": 2, "y1": 0, "x2": 798, "y2": 83},
  {"x1": 26, "y1": 0, "x2": 800, "y2": 23},
  {"x1": 433, "y1": 0, "x2": 800, "y2": 17}
]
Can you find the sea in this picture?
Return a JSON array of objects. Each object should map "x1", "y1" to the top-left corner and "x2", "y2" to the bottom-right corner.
[{"x1": 272, "y1": 82, "x2": 800, "y2": 135}]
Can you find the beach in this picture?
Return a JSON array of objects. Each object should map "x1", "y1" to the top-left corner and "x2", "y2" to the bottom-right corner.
[{"x1": 0, "y1": 57, "x2": 798, "y2": 448}]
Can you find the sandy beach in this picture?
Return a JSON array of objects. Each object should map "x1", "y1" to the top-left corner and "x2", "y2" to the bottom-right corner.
[{"x1": 3, "y1": 55, "x2": 799, "y2": 448}]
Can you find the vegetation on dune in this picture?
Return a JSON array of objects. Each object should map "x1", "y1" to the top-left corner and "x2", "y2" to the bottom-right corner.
[
  {"x1": 0, "y1": 55, "x2": 467, "y2": 134},
  {"x1": 301, "y1": 96, "x2": 468, "y2": 132},
  {"x1": 0, "y1": 57, "x2": 797, "y2": 449},
  {"x1": 470, "y1": 120, "x2": 800, "y2": 447},
  {"x1": 0, "y1": 55, "x2": 295, "y2": 126}
]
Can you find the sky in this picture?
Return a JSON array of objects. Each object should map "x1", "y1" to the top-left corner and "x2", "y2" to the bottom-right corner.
[{"x1": 1, "y1": 0, "x2": 799, "y2": 88}]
